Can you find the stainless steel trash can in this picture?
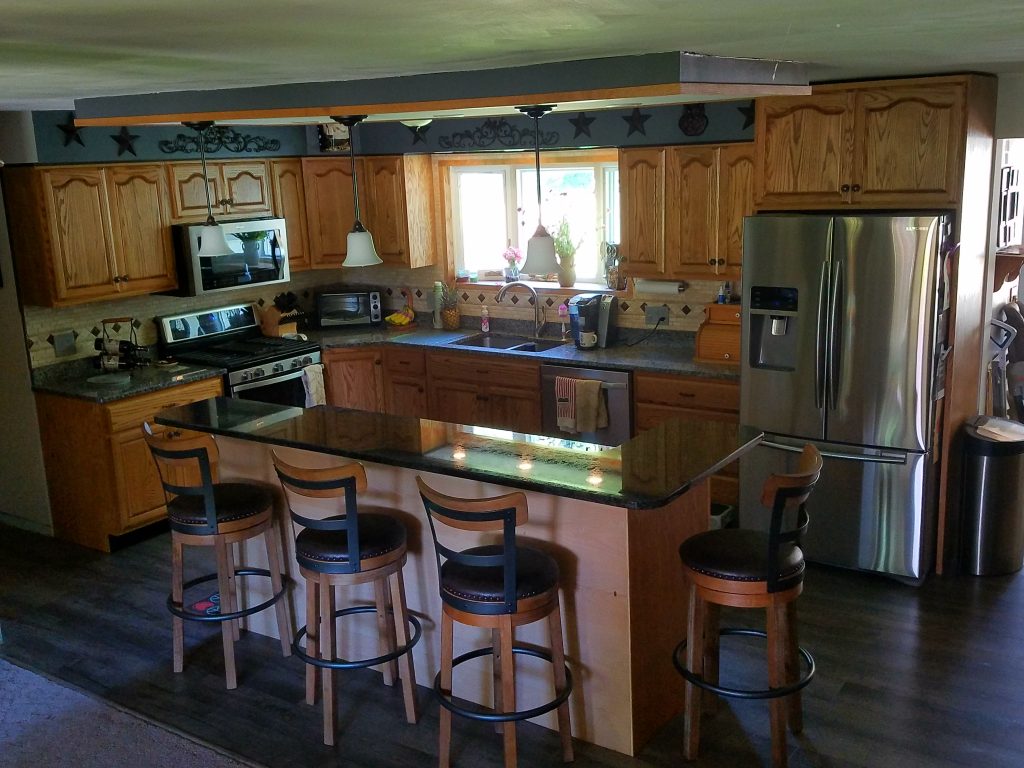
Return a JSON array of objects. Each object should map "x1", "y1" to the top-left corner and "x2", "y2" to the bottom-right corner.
[{"x1": 962, "y1": 424, "x2": 1024, "y2": 575}]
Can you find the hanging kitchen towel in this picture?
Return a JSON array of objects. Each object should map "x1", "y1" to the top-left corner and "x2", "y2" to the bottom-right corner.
[
  {"x1": 555, "y1": 375, "x2": 577, "y2": 432},
  {"x1": 302, "y1": 363, "x2": 326, "y2": 407},
  {"x1": 575, "y1": 379, "x2": 609, "y2": 434}
]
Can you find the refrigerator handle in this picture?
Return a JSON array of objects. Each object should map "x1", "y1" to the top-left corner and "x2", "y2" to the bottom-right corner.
[
  {"x1": 828, "y1": 260, "x2": 844, "y2": 409},
  {"x1": 815, "y1": 261, "x2": 829, "y2": 410},
  {"x1": 762, "y1": 440, "x2": 907, "y2": 464}
]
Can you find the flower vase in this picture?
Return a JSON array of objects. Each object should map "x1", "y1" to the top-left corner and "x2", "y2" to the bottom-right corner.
[
  {"x1": 241, "y1": 240, "x2": 262, "y2": 266},
  {"x1": 557, "y1": 265, "x2": 576, "y2": 288},
  {"x1": 503, "y1": 265, "x2": 520, "y2": 283}
]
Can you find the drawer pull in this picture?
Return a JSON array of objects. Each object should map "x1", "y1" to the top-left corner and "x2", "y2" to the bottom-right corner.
[
  {"x1": 675, "y1": 391, "x2": 696, "y2": 398},
  {"x1": 723, "y1": 353, "x2": 731, "y2": 359}
]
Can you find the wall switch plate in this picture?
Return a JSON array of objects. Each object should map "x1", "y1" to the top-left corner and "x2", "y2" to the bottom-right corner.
[
  {"x1": 645, "y1": 305, "x2": 670, "y2": 325},
  {"x1": 52, "y1": 329, "x2": 77, "y2": 357}
]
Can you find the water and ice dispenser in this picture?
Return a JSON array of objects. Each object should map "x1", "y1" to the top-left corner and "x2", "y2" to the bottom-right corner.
[{"x1": 748, "y1": 286, "x2": 799, "y2": 370}]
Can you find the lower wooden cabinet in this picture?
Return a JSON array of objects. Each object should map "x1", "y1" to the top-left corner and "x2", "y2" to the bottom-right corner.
[
  {"x1": 427, "y1": 351, "x2": 541, "y2": 433},
  {"x1": 34, "y1": 377, "x2": 224, "y2": 551},
  {"x1": 323, "y1": 347, "x2": 386, "y2": 412},
  {"x1": 383, "y1": 348, "x2": 428, "y2": 417}
]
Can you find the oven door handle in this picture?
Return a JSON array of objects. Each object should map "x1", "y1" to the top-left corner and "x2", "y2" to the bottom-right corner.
[{"x1": 231, "y1": 367, "x2": 306, "y2": 395}]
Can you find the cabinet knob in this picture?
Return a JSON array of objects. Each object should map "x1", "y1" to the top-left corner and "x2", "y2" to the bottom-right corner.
[
  {"x1": 121, "y1": 274, "x2": 129, "y2": 282},
  {"x1": 707, "y1": 258, "x2": 715, "y2": 265},
  {"x1": 374, "y1": 359, "x2": 382, "y2": 365},
  {"x1": 840, "y1": 184, "x2": 851, "y2": 193},
  {"x1": 851, "y1": 184, "x2": 861, "y2": 193},
  {"x1": 723, "y1": 353, "x2": 731, "y2": 359},
  {"x1": 112, "y1": 276, "x2": 121, "y2": 284}
]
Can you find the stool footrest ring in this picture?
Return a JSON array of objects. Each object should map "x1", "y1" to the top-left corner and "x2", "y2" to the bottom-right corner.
[
  {"x1": 292, "y1": 605, "x2": 422, "y2": 670},
  {"x1": 672, "y1": 627, "x2": 815, "y2": 700},
  {"x1": 167, "y1": 568, "x2": 288, "y2": 623},
  {"x1": 433, "y1": 646, "x2": 573, "y2": 723}
]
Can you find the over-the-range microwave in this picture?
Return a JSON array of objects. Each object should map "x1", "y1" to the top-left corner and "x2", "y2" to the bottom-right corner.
[{"x1": 168, "y1": 217, "x2": 290, "y2": 297}]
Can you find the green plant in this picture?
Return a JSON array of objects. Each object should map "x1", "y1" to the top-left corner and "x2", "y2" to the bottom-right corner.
[
  {"x1": 232, "y1": 230, "x2": 268, "y2": 242},
  {"x1": 552, "y1": 218, "x2": 579, "y2": 269},
  {"x1": 439, "y1": 281, "x2": 459, "y2": 309}
]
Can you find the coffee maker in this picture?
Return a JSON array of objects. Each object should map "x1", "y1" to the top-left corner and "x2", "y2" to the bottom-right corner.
[{"x1": 567, "y1": 294, "x2": 615, "y2": 349}]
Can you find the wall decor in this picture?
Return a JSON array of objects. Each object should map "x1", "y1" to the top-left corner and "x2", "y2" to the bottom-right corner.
[
  {"x1": 110, "y1": 126, "x2": 139, "y2": 156},
  {"x1": 158, "y1": 126, "x2": 282, "y2": 154},
  {"x1": 438, "y1": 117, "x2": 558, "y2": 151},
  {"x1": 622, "y1": 108, "x2": 651, "y2": 137},
  {"x1": 678, "y1": 104, "x2": 709, "y2": 136},
  {"x1": 406, "y1": 123, "x2": 431, "y2": 145},
  {"x1": 316, "y1": 122, "x2": 350, "y2": 153},
  {"x1": 569, "y1": 112, "x2": 596, "y2": 138},
  {"x1": 737, "y1": 101, "x2": 755, "y2": 130},
  {"x1": 56, "y1": 113, "x2": 84, "y2": 147}
]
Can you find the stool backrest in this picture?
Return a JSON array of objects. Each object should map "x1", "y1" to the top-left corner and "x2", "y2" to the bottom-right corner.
[
  {"x1": 142, "y1": 423, "x2": 220, "y2": 535},
  {"x1": 272, "y1": 452, "x2": 368, "y2": 573},
  {"x1": 416, "y1": 476, "x2": 528, "y2": 615},
  {"x1": 759, "y1": 443, "x2": 823, "y2": 592}
]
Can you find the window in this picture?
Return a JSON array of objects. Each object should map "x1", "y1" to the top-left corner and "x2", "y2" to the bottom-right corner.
[{"x1": 447, "y1": 151, "x2": 619, "y2": 283}]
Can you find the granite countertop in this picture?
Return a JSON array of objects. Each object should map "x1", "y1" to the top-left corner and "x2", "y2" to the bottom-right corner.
[
  {"x1": 32, "y1": 357, "x2": 225, "y2": 404},
  {"x1": 155, "y1": 397, "x2": 761, "y2": 510}
]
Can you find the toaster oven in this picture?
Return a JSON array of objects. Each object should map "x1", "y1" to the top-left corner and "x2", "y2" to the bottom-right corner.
[{"x1": 317, "y1": 290, "x2": 383, "y2": 327}]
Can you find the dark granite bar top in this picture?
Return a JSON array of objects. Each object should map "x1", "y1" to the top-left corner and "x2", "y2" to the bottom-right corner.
[
  {"x1": 32, "y1": 357, "x2": 224, "y2": 404},
  {"x1": 155, "y1": 397, "x2": 761, "y2": 510}
]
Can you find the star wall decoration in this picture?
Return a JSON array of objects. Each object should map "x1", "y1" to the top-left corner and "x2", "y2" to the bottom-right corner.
[
  {"x1": 406, "y1": 123, "x2": 431, "y2": 145},
  {"x1": 569, "y1": 112, "x2": 595, "y2": 139},
  {"x1": 56, "y1": 113, "x2": 84, "y2": 147},
  {"x1": 622, "y1": 108, "x2": 651, "y2": 137},
  {"x1": 738, "y1": 101, "x2": 756, "y2": 130},
  {"x1": 110, "y1": 126, "x2": 139, "y2": 157}
]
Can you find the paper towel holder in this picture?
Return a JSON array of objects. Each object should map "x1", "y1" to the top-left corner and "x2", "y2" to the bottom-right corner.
[{"x1": 634, "y1": 279, "x2": 689, "y2": 294}]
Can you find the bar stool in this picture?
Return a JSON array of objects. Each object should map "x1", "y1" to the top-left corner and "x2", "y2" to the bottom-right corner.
[
  {"x1": 416, "y1": 477, "x2": 573, "y2": 768},
  {"x1": 673, "y1": 444, "x2": 822, "y2": 768},
  {"x1": 142, "y1": 424, "x2": 292, "y2": 690},
  {"x1": 272, "y1": 452, "x2": 420, "y2": 746}
]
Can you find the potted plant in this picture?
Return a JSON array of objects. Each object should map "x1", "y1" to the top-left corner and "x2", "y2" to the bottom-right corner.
[
  {"x1": 233, "y1": 230, "x2": 268, "y2": 265},
  {"x1": 502, "y1": 242, "x2": 523, "y2": 282},
  {"x1": 553, "y1": 218, "x2": 579, "y2": 288}
]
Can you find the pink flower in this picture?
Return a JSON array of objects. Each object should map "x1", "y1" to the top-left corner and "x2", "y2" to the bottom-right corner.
[{"x1": 503, "y1": 245, "x2": 523, "y2": 266}]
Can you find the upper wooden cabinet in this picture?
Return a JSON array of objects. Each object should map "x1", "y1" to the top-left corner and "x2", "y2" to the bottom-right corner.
[
  {"x1": 269, "y1": 159, "x2": 311, "y2": 272},
  {"x1": 4, "y1": 164, "x2": 177, "y2": 307},
  {"x1": 755, "y1": 77, "x2": 970, "y2": 209},
  {"x1": 301, "y1": 156, "x2": 361, "y2": 268},
  {"x1": 619, "y1": 143, "x2": 752, "y2": 281},
  {"x1": 166, "y1": 159, "x2": 273, "y2": 222}
]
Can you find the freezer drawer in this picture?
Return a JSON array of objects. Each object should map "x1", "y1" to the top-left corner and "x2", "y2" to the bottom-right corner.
[{"x1": 739, "y1": 438, "x2": 933, "y2": 581}]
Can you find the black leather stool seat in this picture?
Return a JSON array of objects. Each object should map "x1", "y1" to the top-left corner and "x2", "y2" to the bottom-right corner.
[
  {"x1": 167, "y1": 482, "x2": 273, "y2": 534},
  {"x1": 679, "y1": 529, "x2": 805, "y2": 589},
  {"x1": 441, "y1": 545, "x2": 559, "y2": 606},
  {"x1": 295, "y1": 511, "x2": 406, "y2": 573}
]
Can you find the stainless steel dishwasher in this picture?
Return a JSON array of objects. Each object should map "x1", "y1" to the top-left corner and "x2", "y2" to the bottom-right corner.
[{"x1": 539, "y1": 364, "x2": 632, "y2": 445}]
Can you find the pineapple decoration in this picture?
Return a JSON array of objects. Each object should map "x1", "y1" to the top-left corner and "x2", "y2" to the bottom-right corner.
[{"x1": 439, "y1": 282, "x2": 461, "y2": 330}]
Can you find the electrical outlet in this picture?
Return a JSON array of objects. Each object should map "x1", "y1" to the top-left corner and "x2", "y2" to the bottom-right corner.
[
  {"x1": 52, "y1": 329, "x2": 77, "y2": 357},
  {"x1": 645, "y1": 305, "x2": 670, "y2": 326}
]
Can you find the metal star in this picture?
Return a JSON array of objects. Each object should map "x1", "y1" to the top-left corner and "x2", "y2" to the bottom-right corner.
[
  {"x1": 110, "y1": 126, "x2": 139, "y2": 157},
  {"x1": 569, "y1": 112, "x2": 596, "y2": 139},
  {"x1": 738, "y1": 101, "x2": 756, "y2": 130},
  {"x1": 406, "y1": 124, "x2": 431, "y2": 145},
  {"x1": 57, "y1": 113, "x2": 84, "y2": 147},
  {"x1": 622, "y1": 108, "x2": 651, "y2": 137}
]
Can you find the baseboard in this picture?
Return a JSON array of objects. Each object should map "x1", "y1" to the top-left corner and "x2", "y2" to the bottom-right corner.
[{"x1": 0, "y1": 509, "x2": 53, "y2": 537}]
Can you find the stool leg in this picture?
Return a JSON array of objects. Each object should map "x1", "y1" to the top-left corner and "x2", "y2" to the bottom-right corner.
[
  {"x1": 320, "y1": 579, "x2": 336, "y2": 747},
  {"x1": 491, "y1": 628, "x2": 504, "y2": 735},
  {"x1": 547, "y1": 594, "x2": 574, "y2": 763},
  {"x1": 305, "y1": 576, "x2": 318, "y2": 706},
  {"x1": 215, "y1": 539, "x2": 238, "y2": 690},
  {"x1": 439, "y1": 610, "x2": 454, "y2": 768},
  {"x1": 374, "y1": 578, "x2": 397, "y2": 686},
  {"x1": 389, "y1": 567, "x2": 419, "y2": 724},
  {"x1": 264, "y1": 528, "x2": 292, "y2": 658},
  {"x1": 702, "y1": 603, "x2": 721, "y2": 714},
  {"x1": 170, "y1": 535, "x2": 185, "y2": 674},
  {"x1": 782, "y1": 602, "x2": 803, "y2": 734},
  {"x1": 766, "y1": 604, "x2": 788, "y2": 768},
  {"x1": 498, "y1": 614, "x2": 517, "y2": 768},
  {"x1": 683, "y1": 582, "x2": 705, "y2": 761},
  {"x1": 224, "y1": 541, "x2": 240, "y2": 641}
]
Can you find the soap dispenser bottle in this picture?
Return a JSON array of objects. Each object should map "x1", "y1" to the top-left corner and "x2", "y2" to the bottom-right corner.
[{"x1": 481, "y1": 305, "x2": 490, "y2": 333}]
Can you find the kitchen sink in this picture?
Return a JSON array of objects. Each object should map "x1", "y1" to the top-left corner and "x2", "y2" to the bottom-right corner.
[{"x1": 451, "y1": 333, "x2": 566, "y2": 353}]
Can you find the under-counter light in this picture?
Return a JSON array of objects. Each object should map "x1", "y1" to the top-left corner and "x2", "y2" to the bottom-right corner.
[
  {"x1": 518, "y1": 457, "x2": 534, "y2": 471},
  {"x1": 452, "y1": 445, "x2": 467, "y2": 461},
  {"x1": 587, "y1": 469, "x2": 604, "y2": 486}
]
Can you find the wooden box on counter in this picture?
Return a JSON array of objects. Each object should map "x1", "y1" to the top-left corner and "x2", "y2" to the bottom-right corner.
[{"x1": 695, "y1": 303, "x2": 741, "y2": 365}]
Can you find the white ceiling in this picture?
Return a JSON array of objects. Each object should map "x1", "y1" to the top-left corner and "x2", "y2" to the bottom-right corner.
[{"x1": 3, "y1": 0, "x2": 1024, "y2": 111}]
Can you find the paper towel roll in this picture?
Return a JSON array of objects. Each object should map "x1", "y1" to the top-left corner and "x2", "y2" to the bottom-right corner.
[{"x1": 634, "y1": 279, "x2": 684, "y2": 295}]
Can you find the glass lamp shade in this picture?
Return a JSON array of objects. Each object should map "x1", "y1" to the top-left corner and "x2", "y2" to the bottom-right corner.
[
  {"x1": 343, "y1": 222, "x2": 382, "y2": 267},
  {"x1": 197, "y1": 222, "x2": 234, "y2": 258},
  {"x1": 521, "y1": 223, "x2": 559, "y2": 276}
]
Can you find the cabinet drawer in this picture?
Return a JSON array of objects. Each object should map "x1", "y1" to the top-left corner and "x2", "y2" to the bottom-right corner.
[
  {"x1": 635, "y1": 373, "x2": 739, "y2": 413},
  {"x1": 695, "y1": 325, "x2": 741, "y2": 364},
  {"x1": 384, "y1": 347, "x2": 426, "y2": 376},
  {"x1": 705, "y1": 303, "x2": 742, "y2": 325},
  {"x1": 429, "y1": 352, "x2": 539, "y2": 390},
  {"x1": 105, "y1": 377, "x2": 223, "y2": 433}
]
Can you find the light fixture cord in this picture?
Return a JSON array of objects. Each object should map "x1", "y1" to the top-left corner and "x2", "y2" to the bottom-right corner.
[
  {"x1": 533, "y1": 113, "x2": 543, "y2": 226},
  {"x1": 348, "y1": 121, "x2": 362, "y2": 222},
  {"x1": 196, "y1": 125, "x2": 216, "y2": 224}
]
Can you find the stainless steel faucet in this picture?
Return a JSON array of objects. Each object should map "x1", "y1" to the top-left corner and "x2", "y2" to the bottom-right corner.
[{"x1": 495, "y1": 281, "x2": 544, "y2": 338}]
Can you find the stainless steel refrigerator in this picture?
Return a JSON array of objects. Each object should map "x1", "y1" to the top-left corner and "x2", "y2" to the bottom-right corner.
[{"x1": 739, "y1": 213, "x2": 950, "y2": 581}]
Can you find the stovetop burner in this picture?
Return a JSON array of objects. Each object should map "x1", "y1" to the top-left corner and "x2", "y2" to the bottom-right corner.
[{"x1": 173, "y1": 335, "x2": 320, "y2": 370}]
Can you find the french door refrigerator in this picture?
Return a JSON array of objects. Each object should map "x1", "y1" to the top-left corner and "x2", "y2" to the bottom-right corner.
[{"x1": 739, "y1": 213, "x2": 950, "y2": 581}]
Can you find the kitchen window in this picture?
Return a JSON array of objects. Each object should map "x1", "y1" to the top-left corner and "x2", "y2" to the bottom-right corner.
[{"x1": 445, "y1": 150, "x2": 619, "y2": 283}]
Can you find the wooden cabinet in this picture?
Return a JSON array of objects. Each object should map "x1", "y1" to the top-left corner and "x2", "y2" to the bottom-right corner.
[
  {"x1": 269, "y1": 159, "x2": 311, "y2": 272},
  {"x1": 302, "y1": 157, "x2": 361, "y2": 268},
  {"x1": 166, "y1": 160, "x2": 273, "y2": 222},
  {"x1": 427, "y1": 351, "x2": 541, "y2": 433},
  {"x1": 619, "y1": 143, "x2": 753, "y2": 281},
  {"x1": 323, "y1": 346, "x2": 386, "y2": 412},
  {"x1": 34, "y1": 377, "x2": 224, "y2": 551},
  {"x1": 4, "y1": 164, "x2": 177, "y2": 307},
  {"x1": 695, "y1": 303, "x2": 742, "y2": 365},
  {"x1": 755, "y1": 77, "x2": 968, "y2": 209},
  {"x1": 383, "y1": 347, "x2": 428, "y2": 417}
]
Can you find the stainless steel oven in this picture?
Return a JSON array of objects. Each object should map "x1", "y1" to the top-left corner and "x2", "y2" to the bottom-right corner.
[{"x1": 228, "y1": 356, "x2": 319, "y2": 406}]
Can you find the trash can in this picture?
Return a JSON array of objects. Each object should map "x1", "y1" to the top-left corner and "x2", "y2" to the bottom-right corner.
[{"x1": 961, "y1": 424, "x2": 1024, "y2": 575}]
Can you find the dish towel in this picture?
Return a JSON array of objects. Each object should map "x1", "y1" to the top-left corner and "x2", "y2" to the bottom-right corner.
[
  {"x1": 555, "y1": 376, "x2": 577, "y2": 433},
  {"x1": 302, "y1": 363, "x2": 326, "y2": 407},
  {"x1": 575, "y1": 379, "x2": 609, "y2": 434}
]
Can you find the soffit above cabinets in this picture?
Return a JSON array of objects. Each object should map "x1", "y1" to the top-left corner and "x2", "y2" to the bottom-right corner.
[{"x1": 72, "y1": 52, "x2": 810, "y2": 127}]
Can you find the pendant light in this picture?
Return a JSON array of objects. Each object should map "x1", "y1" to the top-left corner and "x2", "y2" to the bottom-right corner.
[
  {"x1": 517, "y1": 105, "x2": 558, "y2": 277},
  {"x1": 333, "y1": 115, "x2": 382, "y2": 267},
  {"x1": 184, "y1": 121, "x2": 234, "y2": 258}
]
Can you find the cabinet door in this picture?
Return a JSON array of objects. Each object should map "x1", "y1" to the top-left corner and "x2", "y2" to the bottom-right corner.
[
  {"x1": 105, "y1": 165, "x2": 177, "y2": 294},
  {"x1": 41, "y1": 167, "x2": 120, "y2": 303},
  {"x1": 716, "y1": 143, "x2": 755, "y2": 278},
  {"x1": 111, "y1": 428, "x2": 167, "y2": 529},
  {"x1": 853, "y1": 84, "x2": 965, "y2": 206},
  {"x1": 167, "y1": 162, "x2": 224, "y2": 221},
  {"x1": 618, "y1": 148, "x2": 665, "y2": 277},
  {"x1": 664, "y1": 147, "x2": 717, "y2": 278},
  {"x1": 222, "y1": 161, "x2": 273, "y2": 218},
  {"x1": 363, "y1": 156, "x2": 408, "y2": 263},
  {"x1": 755, "y1": 93, "x2": 853, "y2": 209},
  {"x1": 302, "y1": 157, "x2": 360, "y2": 267},
  {"x1": 324, "y1": 348, "x2": 385, "y2": 412},
  {"x1": 270, "y1": 159, "x2": 311, "y2": 272},
  {"x1": 486, "y1": 385, "x2": 542, "y2": 433},
  {"x1": 387, "y1": 374, "x2": 429, "y2": 417},
  {"x1": 429, "y1": 378, "x2": 482, "y2": 425}
]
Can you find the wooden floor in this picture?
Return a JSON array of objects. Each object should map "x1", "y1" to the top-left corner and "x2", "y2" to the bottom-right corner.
[{"x1": 2, "y1": 522, "x2": 1024, "y2": 768}]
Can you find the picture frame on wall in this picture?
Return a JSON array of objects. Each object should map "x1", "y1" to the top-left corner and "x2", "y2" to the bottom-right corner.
[{"x1": 317, "y1": 123, "x2": 351, "y2": 153}]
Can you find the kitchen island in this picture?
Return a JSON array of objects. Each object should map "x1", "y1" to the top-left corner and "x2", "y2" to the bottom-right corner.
[{"x1": 156, "y1": 397, "x2": 760, "y2": 756}]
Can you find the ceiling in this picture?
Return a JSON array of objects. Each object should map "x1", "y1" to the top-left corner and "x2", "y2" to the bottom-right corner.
[{"x1": 3, "y1": 0, "x2": 1024, "y2": 112}]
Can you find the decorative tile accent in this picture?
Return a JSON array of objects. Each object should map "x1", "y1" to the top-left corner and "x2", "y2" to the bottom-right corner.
[
  {"x1": 527, "y1": 296, "x2": 535, "y2": 305},
  {"x1": 640, "y1": 302, "x2": 648, "y2": 312},
  {"x1": 256, "y1": 297, "x2": 265, "y2": 306},
  {"x1": 131, "y1": 319, "x2": 142, "y2": 329},
  {"x1": 110, "y1": 323, "x2": 122, "y2": 333},
  {"x1": 477, "y1": 293, "x2": 485, "y2": 303},
  {"x1": 90, "y1": 326, "x2": 101, "y2": 337},
  {"x1": 510, "y1": 295, "x2": 519, "y2": 304},
  {"x1": 619, "y1": 302, "x2": 630, "y2": 312},
  {"x1": 415, "y1": 289, "x2": 423, "y2": 298},
  {"x1": 545, "y1": 298, "x2": 555, "y2": 306},
  {"x1": 386, "y1": 287, "x2": 394, "y2": 296},
  {"x1": 45, "y1": 334, "x2": 54, "y2": 346},
  {"x1": 461, "y1": 292, "x2": 470, "y2": 302},
  {"x1": 26, "y1": 338, "x2": 33, "y2": 349},
  {"x1": 682, "y1": 305, "x2": 691, "y2": 315}
]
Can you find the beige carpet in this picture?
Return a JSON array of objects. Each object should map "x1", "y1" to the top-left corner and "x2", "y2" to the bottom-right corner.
[{"x1": 0, "y1": 658, "x2": 261, "y2": 768}]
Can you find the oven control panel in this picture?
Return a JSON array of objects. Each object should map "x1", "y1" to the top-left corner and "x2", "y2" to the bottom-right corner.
[{"x1": 228, "y1": 350, "x2": 322, "y2": 386}]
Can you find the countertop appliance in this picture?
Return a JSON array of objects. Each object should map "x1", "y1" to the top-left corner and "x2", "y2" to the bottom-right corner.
[
  {"x1": 567, "y1": 293, "x2": 615, "y2": 349},
  {"x1": 540, "y1": 364, "x2": 632, "y2": 446},
  {"x1": 317, "y1": 289, "x2": 383, "y2": 328},
  {"x1": 739, "y1": 213, "x2": 951, "y2": 582},
  {"x1": 157, "y1": 303, "x2": 320, "y2": 407},
  {"x1": 169, "y1": 217, "x2": 290, "y2": 297}
]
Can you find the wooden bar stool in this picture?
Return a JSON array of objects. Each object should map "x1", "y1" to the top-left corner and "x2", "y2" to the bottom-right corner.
[
  {"x1": 142, "y1": 424, "x2": 292, "y2": 690},
  {"x1": 272, "y1": 452, "x2": 420, "y2": 746},
  {"x1": 673, "y1": 444, "x2": 822, "y2": 768},
  {"x1": 416, "y1": 477, "x2": 573, "y2": 768}
]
